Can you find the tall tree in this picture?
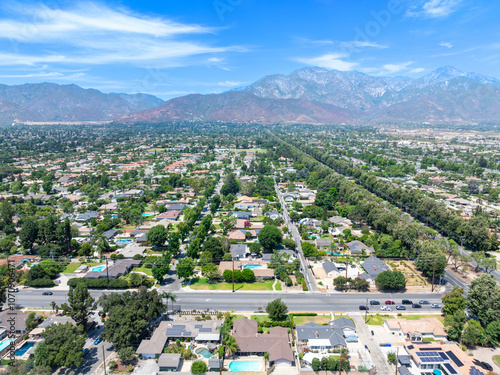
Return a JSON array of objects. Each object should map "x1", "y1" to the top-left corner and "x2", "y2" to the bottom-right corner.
[
  {"x1": 467, "y1": 274, "x2": 500, "y2": 326},
  {"x1": 20, "y1": 218, "x2": 38, "y2": 251},
  {"x1": 66, "y1": 283, "x2": 96, "y2": 327},
  {"x1": 258, "y1": 225, "x2": 283, "y2": 252},
  {"x1": 146, "y1": 224, "x2": 169, "y2": 247}
]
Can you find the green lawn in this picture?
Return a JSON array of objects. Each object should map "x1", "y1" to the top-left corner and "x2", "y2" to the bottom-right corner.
[
  {"x1": 422, "y1": 337, "x2": 440, "y2": 342},
  {"x1": 493, "y1": 355, "x2": 500, "y2": 368},
  {"x1": 293, "y1": 315, "x2": 331, "y2": 326},
  {"x1": 275, "y1": 282, "x2": 282, "y2": 291},
  {"x1": 189, "y1": 278, "x2": 275, "y2": 291},
  {"x1": 365, "y1": 314, "x2": 391, "y2": 326},
  {"x1": 399, "y1": 314, "x2": 444, "y2": 322},
  {"x1": 134, "y1": 266, "x2": 153, "y2": 276},
  {"x1": 251, "y1": 315, "x2": 271, "y2": 324},
  {"x1": 63, "y1": 263, "x2": 81, "y2": 273}
]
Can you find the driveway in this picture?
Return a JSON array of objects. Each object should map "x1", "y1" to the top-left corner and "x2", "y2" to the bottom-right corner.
[
  {"x1": 136, "y1": 359, "x2": 158, "y2": 374},
  {"x1": 471, "y1": 347, "x2": 500, "y2": 373},
  {"x1": 351, "y1": 315, "x2": 392, "y2": 374}
]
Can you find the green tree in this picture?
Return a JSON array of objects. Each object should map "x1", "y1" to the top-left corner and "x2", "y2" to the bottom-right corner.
[
  {"x1": 415, "y1": 244, "x2": 447, "y2": 278},
  {"x1": 191, "y1": 360, "x2": 208, "y2": 374},
  {"x1": 444, "y1": 310, "x2": 466, "y2": 342},
  {"x1": 223, "y1": 335, "x2": 238, "y2": 358},
  {"x1": 375, "y1": 270, "x2": 406, "y2": 290},
  {"x1": 467, "y1": 274, "x2": 500, "y2": 326},
  {"x1": 258, "y1": 225, "x2": 283, "y2": 252},
  {"x1": 118, "y1": 347, "x2": 135, "y2": 364},
  {"x1": 42, "y1": 180, "x2": 53, "y2": 195},
  {"x1": 311, "y1": 358, "x2": 320, "y2": 371},
  {"x1": 20, "y1": 217, "x2": 38, "y2": 251},
  {"x1": 176, "y1": 257, "x2": 195, "y2": 280},
  {"x1": 34, "y1": 323, "x2": 86, "y2": 368},
  {"x1": 67, "y1": 283, "x2": 96, "y2": 327},
  {"x1": 441, "y1": 286, "x2": 466, "y2": 316},
  {"x1": 485, "y1": 321, "x2": 500, "y2": 343},
  {"x1": 265, "y1": 298, "x2": 288, "y2": 321},
  {"x1": 462, "y1": 319, "x2": 485, "y2": 347},
  {"x1": 220, "y1": 173, "x2": 239, "y2": 196},
  {"x1": 241, "y1": 268, "x2": 255, "y2": 282},
  {"x1": 387, "y1": 352, "x2": 396, "y2": 365},
  {"x1": 201, "y1": 263, "x2": 220, "y2": 282},
  {"x1": 151, "y1": 256, "x2": 171, "y2": 283},
  {"x1": 146, "y1": 225, "x2": 168, "y2": 247},
  {"x1": 203, "y1": 236, "x2": 225, "y2": 260},
  {"x1": 26, "y1": 312, "x2": 39, "y2": 331}
]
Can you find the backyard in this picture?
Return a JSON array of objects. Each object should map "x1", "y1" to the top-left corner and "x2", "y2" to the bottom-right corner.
[{"x1": 188, "y1": 277, "x2": 276, "y2": 291}]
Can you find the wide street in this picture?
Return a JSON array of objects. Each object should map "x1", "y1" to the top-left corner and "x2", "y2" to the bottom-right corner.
[{"x1": 11, "y1": 289, "x2": 444, "y2": 312}]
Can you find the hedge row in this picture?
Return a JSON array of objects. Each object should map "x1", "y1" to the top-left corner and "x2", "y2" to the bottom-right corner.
[
  {"x1": 26, "y1": 278, "x2": 55, "y2": 287},
  {"x1": 290, "y1": 313, "x2": 317, "y2": 317},
  {"x1": 67, "y1": 278, "x2": 129, "y2": 289}
]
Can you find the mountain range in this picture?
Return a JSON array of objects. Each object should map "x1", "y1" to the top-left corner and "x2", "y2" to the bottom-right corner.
[
  {"x1": 0, "y1": 83, "x2": 164, "y2": 124},
  {"x1": 2, "y1": 66, "x2": 500, "y2": 125}
]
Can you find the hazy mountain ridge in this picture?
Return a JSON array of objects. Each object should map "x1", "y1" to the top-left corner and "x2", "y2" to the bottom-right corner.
[
  {"x1": 118, "y1": 65, "x2": 500, "y2": 125},
  {"x1": 0, "y1": 83, "x2": 164, "y2": 122}
]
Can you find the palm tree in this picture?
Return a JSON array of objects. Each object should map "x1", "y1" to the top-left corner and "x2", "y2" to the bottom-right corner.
[
  {"x1": 264, "y1": 352, "x2": 269, "y2": 370},
  {"x1": 50, "y1": 301, "x2": 58, "y2": 313},
  {"x1": 162, "y1": 292, "x2": 177, "y2": 314},
  {"x1": 223, "y1": 335, "x2": 238, "y2": 359}
]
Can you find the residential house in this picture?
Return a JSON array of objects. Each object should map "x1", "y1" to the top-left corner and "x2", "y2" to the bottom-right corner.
[
  {"x1": 30, "y1": 316, "x2": 77, "y2": 336},
  {"x1": 322, "y1": 261, "x2": 340, "y2": 278},
  {"x1": 0, "y1": 310, "x2": 28, "y2": 333},
  {"x1": 404, "y1": 343, "x2": 485, "y2": 375},
  {"x1": 265, "y1": 210, "x2": 281, "y2": 220},
  {"x1": 316, "y1": 238, "x2": 333, "y2": 250},
  {"x1": 345, "y1": 240, "x2": 372, "y2": 255},
  {"x1": 155, "y1": 210, "x2": 181, "y2": 221},
  {"x1": 158, "y1": 353, "x2": 182, "y2": 372},
  {"x1": 227, "y1": 230, "x2": 246, "y2": 241},
  {"x1": 232, "y1": 211, "x2": 251, "y2": 221},
  {"x1": 384, "y1": 318, "x2": 447, "y2": 342},
  {"x1": 229, "y1": 244, "x2": 250, "y2": 260},
  {"x1": 85, "y1": 259, "x2": 141, "y2": 279},
  {"x1": 233, "y1": 318, "x2": 294, "y2": 367},
  {"x1": 74, "y1": 211, "x2": 100, "y2": 221},
  {"x1": 296, "y1": 322, "x2": 347, "y2": 351},
  {"x1": 360, "y1": 256, "x2": 390, "y2": 281}
]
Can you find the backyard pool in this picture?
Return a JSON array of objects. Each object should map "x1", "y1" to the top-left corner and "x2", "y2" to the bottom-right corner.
[
  {"x1": 195, "y1": 348, "x2": 213, "y2": 358},
  {"x1": 228, "y1": 361, "x2": 261, "y2": 372},
  {"x1": 0, "y1": 339, "x2": 14, "y2": 352},
  {"x1": 91, "y1": 265, "x2": 106, "y2": 272},
  {"x1": 142, "y1": 213, "x2": 154, "y2": 217},
  {"x1": 243, "y1": 264, "x2": 263, "y2": 269},
  {"x1": 326, "y1": 251, "x2": 343, "y2": 255},
  {"x1": 116, "y1": 239, "x2": 131, "y2": 244},
  {"x1": 15, "y1": 341, "x2": 35, "y2": 356}
]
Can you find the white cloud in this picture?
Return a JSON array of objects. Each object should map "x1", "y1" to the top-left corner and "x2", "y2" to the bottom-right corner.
[
  {"x1": 439, "y1": 42, "x2": 453, "y2": 48},
  {"x1": 0, "y1": 2, "x2": 243, "y2": 68},
  {"x1": 341, "y1": 41, "x2": 388, "y2": 49},
  {"x1": 295, "y1": 53, "x2": 358, "y2": 71},
  {"x1": 406, "y1": 0, "x2": 462, "y2": 18},
  {"x1": 409, "y1": 67, "x2": 425, "y2": 74},
  {"x1": 382, "y1": 61, "x2": 414, "y2": 74},
  {"x1": 218, "y1": 81, "x2": 245, "y2": 87}
]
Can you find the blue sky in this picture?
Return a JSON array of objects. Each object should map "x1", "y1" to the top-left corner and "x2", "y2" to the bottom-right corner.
[{"x1": 0, "y1": 0, "x2": 499, "y2": 99}]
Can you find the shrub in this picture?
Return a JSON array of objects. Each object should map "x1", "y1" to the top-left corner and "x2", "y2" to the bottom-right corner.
[
  {"x1": 191, "y1": 360, "x2": 208, "y2": 374},
  {"x1": 26, "y1": 278, "x2": 55, "y2": 287},
  {"x1": 302, "y1": 278, "x2": 308, "y2": 291}
]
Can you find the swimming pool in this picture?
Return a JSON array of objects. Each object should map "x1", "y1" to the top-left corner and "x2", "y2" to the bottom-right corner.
[
  {"x1": 229, "y1": 361, "x2": 261, "y2": 372},
  {"x1": 326, "y1": 251, "x2": 343, "y2": 255},
  {"x1": 91, "y1": 265, "x2": 106, "y2": 272},
  {"x1": 116, "y1": 239, "x2": 131, "y2": 244},
  {"x1": 243, "y1": 264, "x2": 263, "y2": 269},
  {"x1": 0, "y1": 339, "x2": 14, "y2": 352},
  {"x1": 195, "y1": 348, "x2": 213, "y2": 358},
  {"x1": 142, "y1": 213, "x2": 154, "y2": 217},
  {"x1": 15, "y1": 341, "x2": 35, "y2": 356}
]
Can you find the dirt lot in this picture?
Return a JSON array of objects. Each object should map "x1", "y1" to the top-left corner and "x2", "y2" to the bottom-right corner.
[{"x1": 386, "y1": 260, "x2": 428, "y2": 287}]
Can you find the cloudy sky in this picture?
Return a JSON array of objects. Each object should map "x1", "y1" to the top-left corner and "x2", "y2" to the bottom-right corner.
[{"x1": 0, "y1": 0, "x2": 498, "y2": 99}]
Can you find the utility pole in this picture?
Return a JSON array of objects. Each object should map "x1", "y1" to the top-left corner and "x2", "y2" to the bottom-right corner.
[
  {"x1": 431, "y1": 254, "x2": 437, "y2": 292},
  {"x1": 345, "y1": 255, "x2": 349, "y2": 293},
  {"x1": 232, "y1": 257, "x2": 235, "y2": 293},
  {"x1": 102, "y1": 345, "x2": 106, "y2": 375},
  {"x1": 365, "y1": 297, "x2": 368, "y2": 323},
  {"x1": 106, "y1": 257, "x2": 109, "y2": 290},
  {"x1": 395, "y1": 347, "x2": 399, "y2": 375}
]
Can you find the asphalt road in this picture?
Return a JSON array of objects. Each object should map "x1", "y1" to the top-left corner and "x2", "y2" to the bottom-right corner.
[
  {"x1": 274, "y1": 179, "x2": 318, "y2": 292},
  {"x1": 11, "y1": 289, "x2": 444, "y2": 312}
]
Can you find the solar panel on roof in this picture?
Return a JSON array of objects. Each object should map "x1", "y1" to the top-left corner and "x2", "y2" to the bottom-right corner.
[
  {"x1": 439, "y1": 352, "x2": 448, "y2": 360},
  {"x1": 446, "y1": 351, "x2": 464, "y2": 367},
  {"x1": 444, "y1": 363, "x2": 457, "y2": 374},
  {"x1": 407, "y1": 345, "x2": 414, "y2": 350},
  {"x1": 173, "y1": 325, "x2": 185, "y2": 329},
  {"x1": 199, "y1": 328, "x2": 212, "y2": 332},
  {"x1": 195, "y1": 324, "x2": 202, "y2": 329},
  {"x1": 421, "y1": 347, "x2": 442, "y2": 351}
]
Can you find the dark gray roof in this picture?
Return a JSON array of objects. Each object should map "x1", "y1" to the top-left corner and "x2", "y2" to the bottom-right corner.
[
  {"x1": 232, "y1": 211, "x2": 251, "y2": 220},
  {"x1": 296, "y1": 322, "x2": 346, "y2": 347},
  {"x1": 262, "y1": 253, "x2": 273, "y2": 261},
  {"x1": 103, "y1": 229, "x2": 117, "y2": 240},
  {"x1": 230, "y1": 244, "x2": 249, "y2": 258},
  {"x1": 331, "y1": 317, "x2": 355, "y2": 330},
  {"x1": 361, "y1": 256, "x2": 390, "y2": 279},
  {"x1": 322, "y1": 261, "x2": 339, "y2": 274},
  {"x1": 346, "y1": 240, "x2": 369, "y2": 254},
  {"x1": 167, "y1": 203, "x2": 186, "y2": 211},
  {"x1": 316, "y1": 238, "x2": 333, "y2": 248},
  {"x1": 158, "y1": 353, "x2": 181, "y2": 368},
  {"x1": 208, "y1": 358, "x2": 223, "y2": 369},
  {"x1": 75, "y1": 211, "x2": 100, "y2": 221}
]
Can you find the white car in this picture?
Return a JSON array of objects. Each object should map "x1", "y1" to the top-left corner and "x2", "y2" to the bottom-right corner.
[
  {"x1": 380, "y1": 306, "x2": 391, "y2": 311},
  {"x1": 430, "y1": 303, "x2": 441, "y2": 308}
]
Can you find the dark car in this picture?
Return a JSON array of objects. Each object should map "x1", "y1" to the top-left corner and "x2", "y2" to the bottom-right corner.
[
  {"x1": 385, "y1": 300, "x2": 395, "y2": 305},
  {"x1": 369, "y1": 300, "x2": 380, "y2": 305},
  {"x1": 396, "y1": 305, "x2": 406, "y2": 310},
  {"x1": 419, "y1": 300, "x2": 430, "y2": 305},
  {"x1": 83, "y1": 348, "x2": 89, "y2": 356},
  {"x1": 402, "y1": 299, "x2": 413, "y2": 305},
  {"x1": 412, "y1": 304, "x2": 422, "y2": 308},
  {"x1": 359, "y1": 305, "x2": 369, "y2": 311},
  {"x1": 478, "y1": 362, "x2": 493, "y2": 371},
  {"x1": 42, "y1": 291, "x2": 53, "y2": 295}
]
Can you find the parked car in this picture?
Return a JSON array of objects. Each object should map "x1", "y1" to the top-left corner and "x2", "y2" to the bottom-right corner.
[
  {"x1": 402, "y1": 299, "x2": 413, "y2": 305},
  {"x1": 419, "y1": 300, "x2": 430, "y2": 304},
  {"x1": 10, "y1": 288, "x2": 19, "y2": 292},
  {"x1": 83, "y1": 348, "x2": 89, "y2": 356},
  {"x1": 380, "y1": 306, "x2": 391, "y2": 311},
  {"x1": 478, "y1": 362, "x2": 493, "y2": 371},
  {"x1": 430, "y1": 303, "x2": 441, "y2": 308},
  {"x1": 412, "y1": 304, "x2": 422, "y2": 308},
  {"x1": 396, "y1": 305, "x2": 406, "y2": 310},
  {"x1": 385, "y1": 300, "x2": 395, "y2": 305},
  {"x1": 94, "y1": 337, "x2": 102, "y2": 345},
  {"x1": 42, "y1": 291, "x2": 53, "y2": 295},
  {"x1": 359, "y1": 305, "x2": 369, "y2": 311},
  {"x1": 369, "y1": 300, "x2": 380, "y2": 305}
]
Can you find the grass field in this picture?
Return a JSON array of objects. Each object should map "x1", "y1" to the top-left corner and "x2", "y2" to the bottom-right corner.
[
  {"x1": 275, "y1": 282, "x2": 282, "y2": 291},
  {"x1": 293, "y1": 315, "x2": 331, "y2": 326},
  {"x1": 493, "y1": 355, "x2": 500, "y2": 368},
  {"x1": 189, "y1": 278, "x2": 275, "y2": 291},
  {"x1": 365, "y1": 314, "x2": 391, "y2": 326},
  {"x1": 63, "y1": 263, "x2": 81, "y2": 273},
  {"x1": 133, "y1": 266, "x2": 153, "y2": 276}
]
